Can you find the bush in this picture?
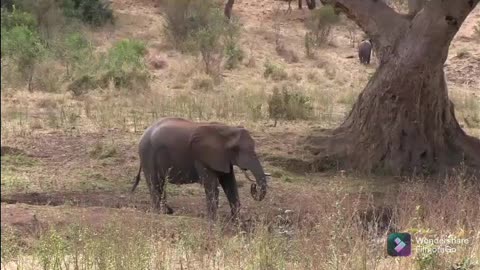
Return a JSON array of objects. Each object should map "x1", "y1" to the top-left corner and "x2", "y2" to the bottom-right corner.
[
  {"x1": 33, "y1": 60, "x2": 64, "y2": 92},
  {"x1": 67, "y1": 74, "x2": 95, "y2": 95},
  {"x1": 224, "y1": 17, "x2": 244, "y2": 70},
  {"x1": 305, "y1": 5, "x2": 340, "y2": 46},
  {"x1": 267, "y1": 84, "x2": 314, "y2": 125},
  {"x1": 264, "y1": 61, "x2": 288, "y2": 81},
  {"x1": 61, "y1": 0, "x2": 114, "y2": 27},
  {"x1": 54, "y1": 32, "x2": 92, "y2": 77},
  {"x1": 162, "y1": 0, "x2": 243, "y2": 75},
  {"x1": 14, "y1": 0, "x2": 68, "y2": 42},
  {"x1": 194, "y1": 8, "x2": 227, "y2": 76},
  {"x1": 192, "y1": 74, "x2": 214, "y2": 91},
  {"x1": 162, "y1": 0, "x2": 212, "y2": 51},
  {"x1": 0, "y1": 7, "x2": 37, "y2": 31},
  {"x1": 99, "y1": 39, "x2": 149, "y2": 89},
  {"x1": 1, "y1": 25, "x2": 45, "y2": 90},
  {"x1": 66, "y1": 39, "x2": 149, "y2": 94}
]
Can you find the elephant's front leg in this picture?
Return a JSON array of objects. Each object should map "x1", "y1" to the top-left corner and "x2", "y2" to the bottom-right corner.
[
  {"x1": 195, "y1": 162, "x2": 219, "y2": 220},
  {"x1": 219, "y1": 169, "x2": 241, "y2": 219}
]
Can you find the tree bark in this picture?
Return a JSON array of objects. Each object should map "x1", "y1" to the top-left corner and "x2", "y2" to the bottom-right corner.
[
  {"x1": 224, "y1": 0, "x2": 234, "y2": 19},
  {"x1": 308, "y1": 0, "x2": 480, "y2": 176},
  {"x1": 408, "y1": 0, "x2": 425, "y2": 16}
]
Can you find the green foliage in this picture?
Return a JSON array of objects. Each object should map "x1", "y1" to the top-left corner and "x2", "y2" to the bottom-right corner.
[
  {"x1": 305, "y1": 5, "x2": 340, "y2": 46},
  {"x1": 0, "y1": 6, "x2": 37, "y2": 31},
  {"x1": 414, "y1": 242, "x2": 440, "y2": 270},
  {"x1": 224, "y1": 17, "x2": 244, "y2": 70},
  {"x1": 13, "y1": 0, "x2": 67, "y2": 42},
  {"x1": 99, "y1": 39, "x2": 149, "y2": 89},
  {"x1": 163, "y1": 0, "x2": 243, "y2": 75},
  {"x1": 193, "y1": 8, "x2": 227, "y2": 75},
  {"x1": 37, "y1": 230, "x2": 69, "y2": 270},
  {"x1": 1, "y1": 25, "x2": 45, "y2": 89},
  {"x1": 264, "y1": 61, "x2": 288, "y2": 81},
  {"x1": 61, "y1": 0, "x2": 114, "y2": 26},
  {"x1": 66, "y1": 38, "x2": 149, "y2": 94},
  {"x1": 451, "y1": 258, "x2": 478, "y2": 270},
  {"x1": 268, "y1": 84, "x2": 314, "y2": 124},
  {"x1": 54, "y1": 32, "x2": 92, "y2": 77},
  {"x1": 162, "y1": 0, "x2": 213, "y2": 51}
]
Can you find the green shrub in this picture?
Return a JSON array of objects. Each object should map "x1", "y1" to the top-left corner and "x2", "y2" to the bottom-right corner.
[
  {"x1": 61, "y1": 0, "x2": 114, "y2": 27},
  {"x1": 66, "y1": 39, "x2": 149, "y2": 94},
  {"x1": 1, "y1": 25, "x2": 45, "y2": 90},
  {"x1": 99, "y1": 39, "x2": 149, "y2": 89},
  {"x1": 162, "y1": 0, "x2": 212, "y2": 51},
  {"x1": 163, "y1": 0, "x2": 243, "y2": 75},
  {"x1": 224, "y1": 17, "x2": 244, "y2": 70},
  {"x1": 13, "y1": 0, "x2": 67, "y2": 42},
  {"x1": 264, "y1": 61, "x2": 288, "y2": 81},
  {"x1": 0, "y1": 7, "x2": 37, "y2": 31},
  {"x1": 194, "y1": 8, "x2": 227, "y2": 75},
  {"x1": 268, "y1": 84, "x2": 314, "y2": 125},
  {"x1": 54, "y1": 32, "x2": 92, "y2": 77},
  {"x1": 305, "y1": 5, "x2": 340, "y2": 46},
  {"x1": 67, "y1": 74, "x2": 95, "y2": 95}
]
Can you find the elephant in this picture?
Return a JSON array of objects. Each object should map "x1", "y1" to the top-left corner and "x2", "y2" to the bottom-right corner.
[
  {"x1": 287, "y1": 0, "x2": 316, "y2": 12},
  {"x1": 131, "y1": 117, "x2": 268, "y2": 220},
  {"x1": 358, "y1": 39, "x2": 372, "y2": 65}
]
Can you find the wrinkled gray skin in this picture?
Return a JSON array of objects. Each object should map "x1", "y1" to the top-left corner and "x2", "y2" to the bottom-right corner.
[
  {"x1": 358, "y1": 40, "x2": 372, "y2": 65},
  {"x1": 131, "y1": 117, "x2": 268, "y2": 220}
]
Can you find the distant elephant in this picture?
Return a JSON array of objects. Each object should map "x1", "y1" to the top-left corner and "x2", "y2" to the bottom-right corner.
[
  {"x1": 287, "y1": 0, "x2": 316, "y2": 11},
  {"x1": 131, "y1": 117, "x2": 268, "y2": 220},
  {"x1": 358, "y1": 39, "x2": 372, "y2": 65}
]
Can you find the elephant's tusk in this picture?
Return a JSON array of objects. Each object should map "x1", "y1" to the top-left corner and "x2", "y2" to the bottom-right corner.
[
  {"x1": 242, "y1": 170, "x2": 271, "y2": 182},
  {"x1": 242, "y1": 170, "x2": 256, "y2": 183}
]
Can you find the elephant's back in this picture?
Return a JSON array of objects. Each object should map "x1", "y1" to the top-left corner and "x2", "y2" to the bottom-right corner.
[{"x1": 358, "y1": 41, "x2": 372, "y2": 52}]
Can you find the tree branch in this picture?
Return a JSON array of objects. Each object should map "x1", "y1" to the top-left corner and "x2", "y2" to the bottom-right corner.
[
  {"x1": 320, "y1": 0, "x2": 408, "y2": 41},
  {"x1": 408, "y1": 0, "x2": 425, "y2": 16}
]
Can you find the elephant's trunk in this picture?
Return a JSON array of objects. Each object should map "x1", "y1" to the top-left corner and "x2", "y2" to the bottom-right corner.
[{"x1": 247, "y1": 158, "x2": 267, "y2": 201}]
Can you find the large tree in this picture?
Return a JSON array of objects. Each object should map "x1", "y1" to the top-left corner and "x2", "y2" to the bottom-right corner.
[{"x1": 306, "y1": 0, "x2": 480, "y2": 175}]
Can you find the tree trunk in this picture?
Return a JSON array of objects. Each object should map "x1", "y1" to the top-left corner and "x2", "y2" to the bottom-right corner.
[
  {"x1": 224, "y1": 0, "x2": 234, "y2": 19},
  {"x1": 308, "y1": 0, "x2": 480, "y2": 176}
]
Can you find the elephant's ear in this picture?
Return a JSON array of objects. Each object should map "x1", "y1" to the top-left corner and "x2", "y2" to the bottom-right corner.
[{"x1": 190, "y1": 125, "x2": 234, "y2": 173}]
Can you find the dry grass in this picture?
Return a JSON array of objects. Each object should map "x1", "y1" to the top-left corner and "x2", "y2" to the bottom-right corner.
[{"x1": 1, "y1": 173, "x2": 479, "y2": 270}]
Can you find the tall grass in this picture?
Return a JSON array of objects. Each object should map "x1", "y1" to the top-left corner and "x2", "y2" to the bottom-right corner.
[{"x1": 1, "y1": 173, "x2": 479, "y2": 270}]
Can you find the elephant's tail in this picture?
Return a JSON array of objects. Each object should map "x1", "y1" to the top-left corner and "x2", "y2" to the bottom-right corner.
[{"x1": 131, "y1": 164, "x2": 142, "y2": 193}]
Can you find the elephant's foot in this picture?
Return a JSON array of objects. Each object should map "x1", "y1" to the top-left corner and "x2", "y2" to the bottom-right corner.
[
  {"x1": 164, "y1": 204, "x2": 174, "y2": 215},
  {"x1": 150, "y1": 202, "x2": 174, "y2": 215}
]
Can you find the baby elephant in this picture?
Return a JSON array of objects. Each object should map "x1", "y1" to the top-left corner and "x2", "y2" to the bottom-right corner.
[
  {"x1": 358, "y1": 39, "x2": 372, "y2": 65},
  {"x1": 131, "y1": 117, "x2": 268, "y2": 221}
]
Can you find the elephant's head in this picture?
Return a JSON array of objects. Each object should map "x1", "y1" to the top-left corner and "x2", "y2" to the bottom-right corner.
[{"x1": 190, "y1": 124, "x2": 267, "y2": 201}]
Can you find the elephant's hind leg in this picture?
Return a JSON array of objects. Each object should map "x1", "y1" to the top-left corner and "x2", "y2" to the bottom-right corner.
[
  {"x1": 142, "y1": 158, "x2": 164, "y2": 212},
  {"x1": 157, "y1": 175, "x2": 174, "y2": 215}
]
